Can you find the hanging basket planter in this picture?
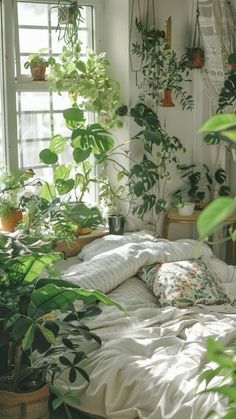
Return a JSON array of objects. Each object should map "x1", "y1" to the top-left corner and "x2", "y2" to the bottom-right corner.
[
  {"x1": 187, "y1": 47, "x2": 204, "y2": 69},
  {"x1": 160, "y1": 88, "x2": 175, "y2": 107},
  {"x1": 187, "y1": 4, "x2": 204, "y2": 69}
]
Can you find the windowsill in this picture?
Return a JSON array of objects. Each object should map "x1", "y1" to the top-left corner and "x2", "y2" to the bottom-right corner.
[{"x1": 54, "y1": 227, "x2": 108, "y2": 258}]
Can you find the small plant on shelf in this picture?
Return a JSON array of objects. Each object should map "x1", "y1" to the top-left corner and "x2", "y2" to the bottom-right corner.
[{"x1": 24, "y1": 51, "x2": 55, "y2": 81}]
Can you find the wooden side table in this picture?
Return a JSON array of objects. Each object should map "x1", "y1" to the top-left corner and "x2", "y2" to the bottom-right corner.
[
  {"x1": 162, "y1": 208, "x2": 200, "y2": 239},
  {"x1": 162, "y1": 208, "x2": 236, "y2": 264}
]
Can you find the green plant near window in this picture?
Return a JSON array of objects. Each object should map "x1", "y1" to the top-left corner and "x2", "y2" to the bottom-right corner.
[
  {"x1": 99, "y1": 175, "x2": 128, "y2": 215},
  {"x1": 117, "y1": 103, "x2": 186, "y2": 221},
  {"x1": 132, "y1": 21, "x2": 194, "y2": 110},
  {"x1": 39, "y1": 106, "x2": 122, "y2": 235},
  {"x1": 56, "y1": 0, "x2": 84, "y2": 47},
  {"x1": 0, "y1": 231, "x2": 124, "y2": 417},
  {"x1": 47, "y1": 42, "x2": 121, "y2": 129},
  {"x1": 171, "y1": 164, "x2": 230, "y2": 209},
  {"x1": 24, "y1": 52, "x2": 55, "y2": 70},
  {"x1": 0, "y1": 168, "x2": 35, "y2": 218}
]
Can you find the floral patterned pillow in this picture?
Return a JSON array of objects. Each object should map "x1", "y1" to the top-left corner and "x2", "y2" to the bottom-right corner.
[{"x1": 137, "y1": 259, "x2": 230, "y2": 308}]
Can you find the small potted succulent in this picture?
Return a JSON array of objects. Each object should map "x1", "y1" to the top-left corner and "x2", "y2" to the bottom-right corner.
[{"x1": 24, "y1": 52, "x2": 55, "y2": 81}]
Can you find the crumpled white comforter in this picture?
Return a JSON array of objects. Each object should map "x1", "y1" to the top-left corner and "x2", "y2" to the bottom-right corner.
[{"x1": 55, "y1": 233, "x2": 236, "y2": 419}]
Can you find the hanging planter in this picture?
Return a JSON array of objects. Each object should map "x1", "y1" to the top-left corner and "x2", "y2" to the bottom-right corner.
[
  {"x1": 56, "y1": 0, "x2": 84, "y2": 47},
  {"x1": 160, "y1": 88, "x2": 175, "y2": 107},
  {"x1": 187, "y1": 4, "x2": 204, "y2": 69}
]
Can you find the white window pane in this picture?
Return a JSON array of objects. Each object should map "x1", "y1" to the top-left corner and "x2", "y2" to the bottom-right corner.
[
  {"x1": 18, "y1": 92, "x2": 51, "y2": 112},
  {"x1": 52, "y1": 93, "x2": 72, "y2": 111},
  {"x1": 19, "y1": 140, "x2": 49, "y2": 167},
  {"x1": 33, "y1": 167, "x2": 54, "y2": 183},
  {"x1": 17, "y1": 113, "x2": 52, "y2": 140},
  {"x1": 19, "y1": 29, "x2": 49, "y2": 54},
  {"x1": 17, "y1": 3, "x2": 48, "y2": 26},
  {"x1": 53, "y1": 113, "x2": 71, "y2": 137}
]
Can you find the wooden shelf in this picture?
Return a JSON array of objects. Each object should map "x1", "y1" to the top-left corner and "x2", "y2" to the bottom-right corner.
[{"x1": 54, "y1": 228, "x2": 108, "y2": 258}]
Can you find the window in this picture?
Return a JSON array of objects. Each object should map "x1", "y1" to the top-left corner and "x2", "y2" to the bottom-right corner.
[
  {"x1": 14, "y1": 0, "x2": 94, "y2": 181},
  {"x1": 0, "y1": 2, "x2": 6, "y2": 167},
  {"x1": 2, "y1": 0, "x2": 94, "y2": 186}
]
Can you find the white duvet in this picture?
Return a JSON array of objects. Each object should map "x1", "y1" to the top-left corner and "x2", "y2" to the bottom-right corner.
[{"x1": 55, "y1": 233, "x2": 236, "y2": 419}]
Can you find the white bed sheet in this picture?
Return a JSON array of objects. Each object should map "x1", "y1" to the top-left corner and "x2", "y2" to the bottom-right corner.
[{"x1": 54, "y1": 233, "x2": 236, "y2": 419}]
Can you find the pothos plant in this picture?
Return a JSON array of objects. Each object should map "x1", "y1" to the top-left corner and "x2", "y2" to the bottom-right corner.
[
  {"x1": 39, "y1": 106, "x2": 121, "y2": 232},
  {"x1": 118, "y1": 103, "x2": 186, "y2": 222},
  {"x1": 132, "y1": 20, "x2": 194, "y2": 110},
  {"x1": 47, "y1": 41, "x2": 121, "y2": 129}
]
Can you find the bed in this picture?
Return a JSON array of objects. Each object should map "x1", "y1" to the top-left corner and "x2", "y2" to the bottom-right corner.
[{"x1": 54, "y1": 231, "x2": 236, "y2": 419}]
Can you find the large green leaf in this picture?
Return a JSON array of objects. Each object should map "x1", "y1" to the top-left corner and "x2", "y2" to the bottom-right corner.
[
  {"x1": 55, "y1": 178, "x2": 75, "y2": 195},
  {"x1": 22, "y1": 323, "x2": 35, "y2": 351},
  {"x1": 63, "y1": 107, "x2": 84, "y2": 123},
  {"x1": 40, "y1": 182, "x2": 56, "y2": 202},
  {"x1": 49, "y1": 134, "x2": 67, "y2": 154},
  {"x1": 16, "y1": 253, "x2": 63, "y2": 284},
  {"x1": 53, "y1": 164, "x2": 72, "y2": 182},
  {"x1": 197, "y1": 197, "x2": 236, "y2": 239},
  {"x1": 73, "y1": 147, "x2": 92, "y2": 163},
  {"x1": 199, "y1": 114, "x2": 236, "y2": 133},
  {"x1": 28, "y1": 284, "x2": 125, "y2": 319},
  {"x1": 39, "y1": 148, "x2": 58, "y2": 165}
]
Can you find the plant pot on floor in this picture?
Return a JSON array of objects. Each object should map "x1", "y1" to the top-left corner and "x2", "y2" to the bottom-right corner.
[
  {"x1": 0, "y1": 383, "x2": 49, "y2": 419},
  {"x1": 0, "y1": 209, "x2": 23, "y2": 232},
  {"x1": 108, "y1": 214, "x2": 125, "y2": 235}
]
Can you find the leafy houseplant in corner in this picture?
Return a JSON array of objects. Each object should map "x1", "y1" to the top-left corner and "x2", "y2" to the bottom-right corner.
[
  {"x1": 0, "y1": 231, "x2": 123, "y2": 419},
  {"x1": 171, "y1": 164, "x2": 230, "y2": 211},
  {"x1": 132, "y1": 21, "x2": 193, "y2": 110},
  {"x1": 0, "y1": 168, "x2": 35, "y2": 232},
  {"x1": 118, "y1": 103, "x2": 186, "y2": 226},
  {"x1": 24, "y1": 52, "x2": 55, "y2": 81}
]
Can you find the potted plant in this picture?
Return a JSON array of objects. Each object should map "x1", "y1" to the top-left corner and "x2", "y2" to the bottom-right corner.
[
  {"x1": 0, "y1": 168, "x2": 35, "y2": 232},
  {"x1": 132, "y1": 21, "x2": 194, "y2": 110},
  {"x1": 0, "y1": 231, "x2": 123, "y2": 419},
  {"x1": 99, "y1": 176, "x2": 128, "y2": 235},
  {"x1": 56, "y1": 0, "x2": 84, "y2": 47},
  {"x1": 186, "y1": 7, "x2": 204, "y2": 69},
  {"x1": 117, "y1": 103, "x2": 186, "y2": 226},
  {"x1": 24, "y1": 52, "x2": 55, "y2": 81},
  {"x1": 47, "y1": 42, "x2": 121, "y2": 129},
  {"x1": 171, "y1": 164, "x2": 230, "y2": 210}
]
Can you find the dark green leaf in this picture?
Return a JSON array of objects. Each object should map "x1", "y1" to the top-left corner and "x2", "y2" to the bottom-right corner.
[{"x1": 39, "y1": 149, "x2": 58, "y2": 165}]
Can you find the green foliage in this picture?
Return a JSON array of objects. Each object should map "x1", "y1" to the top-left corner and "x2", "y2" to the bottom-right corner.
[
  {"x1": 56, "y1": 0, "x2": 84, "y2": 47},
  {"x1": 199, "y1": 338, "x2": 236, "y2": 419},
  {"x1": 197, "y1": 113, "x2": 236, "y2": 240},
  {"x1": 172, "y1": 164, "x2": 230, "y2": 208},
  {"x1": 218, "y1": 73, "x2": 236, "y2": 112},
  {"x1": 24, "y1": 51, "x2": 55, "y2": 69},
  {"x1": 0, "y1": 168, "x2": 35, "y2": 218},
  {"x1": 0, "y1": 232, "x2": 124, "y2": 394},
  {"x1": 99, "y1": 176, "x2": 128, "y2": 214},
  {"x1": 123, "y1": 103, "x2": 185, "y2": 219},
  {"x1": 47, "y1": 42, "x2": 121, "y2": 128},
  {"x1": 132, "y1": 21, "x2": 193, "y2": 110}
]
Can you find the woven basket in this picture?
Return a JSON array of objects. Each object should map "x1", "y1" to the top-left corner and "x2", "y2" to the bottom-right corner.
[{"x1": 0, "y1": 384, "x2": 49, "y2": 419}]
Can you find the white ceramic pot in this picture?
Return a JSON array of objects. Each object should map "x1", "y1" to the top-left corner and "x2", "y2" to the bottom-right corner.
[{"x1": 178, "y1": 202, "x2": 195, "y2": 216}]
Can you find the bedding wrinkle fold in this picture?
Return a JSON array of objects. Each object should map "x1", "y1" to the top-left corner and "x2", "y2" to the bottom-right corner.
[{"x1": 54, "y1": 234, "x2": 236, "y2": 419}]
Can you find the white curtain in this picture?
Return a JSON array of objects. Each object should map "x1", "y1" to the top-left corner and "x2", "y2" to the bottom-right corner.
[{"x1": 197, "y1": 0, "x2": 236, "y2": 259}]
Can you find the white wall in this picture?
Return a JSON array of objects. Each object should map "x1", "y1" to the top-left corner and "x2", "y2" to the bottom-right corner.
[{"x1": 100, "y1": 0, "x2": 235, "y2": 239}]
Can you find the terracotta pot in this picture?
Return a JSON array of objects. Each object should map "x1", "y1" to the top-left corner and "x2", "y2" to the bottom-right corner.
[
  {"x1": 187, "y1": 48, "x2": 204, "y2": 69},
  {"x1": 0, "y1": 384, "x2": 49, "y2": 419},
  {"x1": 160, "y1": 88, "x2": 175, "y2": 107},
  {"x1": 30, "y1": 64, "x2": 46, "y2": 81},
  {"x1": 0, "y1": 209, "x2": 23, "y2": 232}
]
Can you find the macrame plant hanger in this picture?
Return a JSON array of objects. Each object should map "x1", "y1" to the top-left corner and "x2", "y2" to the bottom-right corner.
[
  {"x1": 129, "y1": 0, "x2": 156, "y2": 87},
  {"x1": 188, "y1": 0, "x2": 204, "y2": 69}
]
